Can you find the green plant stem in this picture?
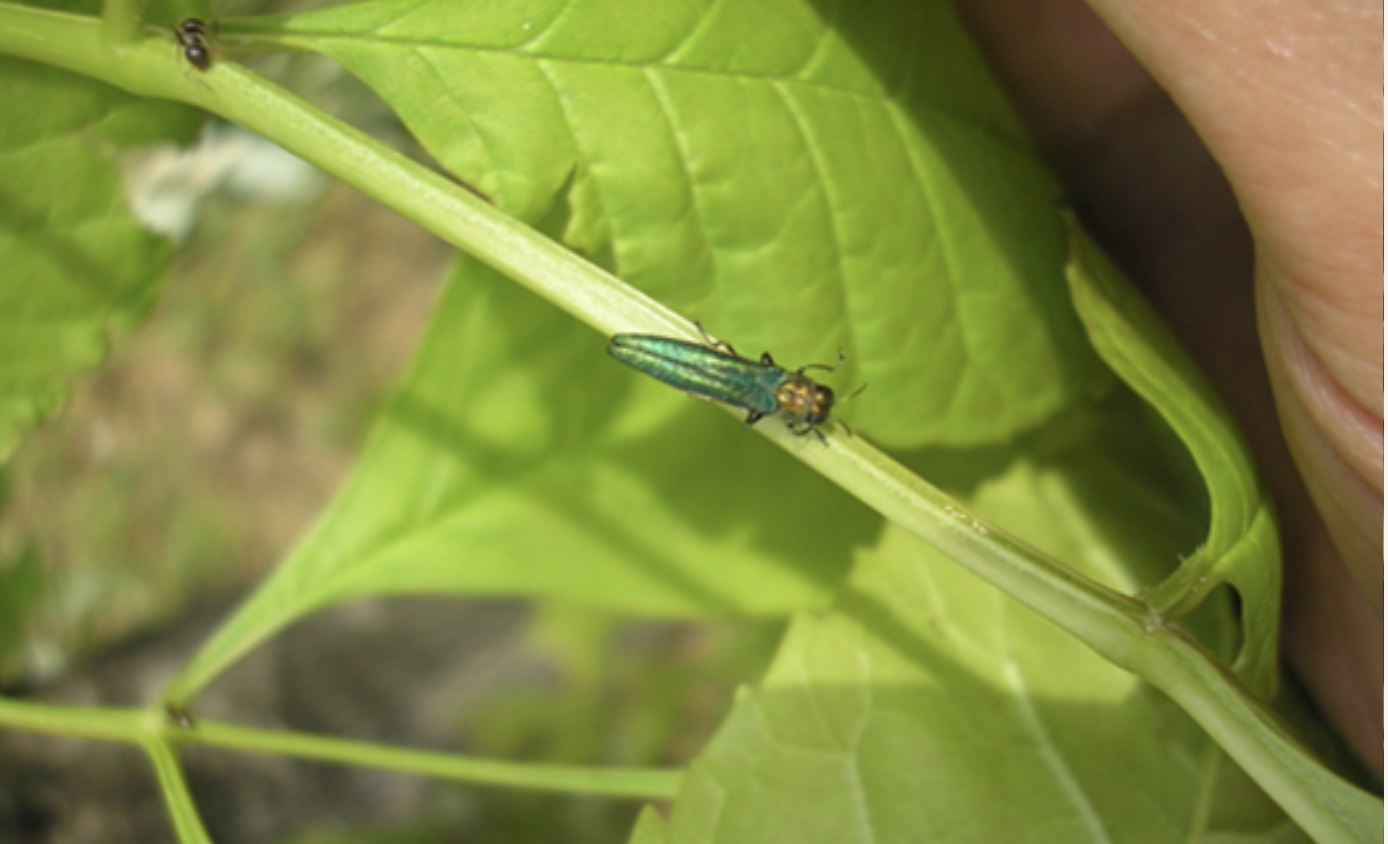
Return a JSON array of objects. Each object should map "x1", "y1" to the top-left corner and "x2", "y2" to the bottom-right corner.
[
  {"x1": 143, "y1": 740, "x2": 214, "y2": 844},
  {"x1": 194, "y1": 719, "x2": 684, "y2": 799},
  {"x1": 0, "y1": 5, "x2": 1378, "y2": 840},
  {"x1": 0, "y1": 692, "x2": 153, "y2": 740},
  {"x1": 1146, "y1": 639, "x2": 1383, "y2": 844},
  {"x1": 0, "y1": 696, "x2": 682, "y2": 800},
  {"x1": 99, "y1": 0, "x2": 140, "y2": 46}
]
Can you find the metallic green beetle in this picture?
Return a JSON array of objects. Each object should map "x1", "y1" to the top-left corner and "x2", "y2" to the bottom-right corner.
[{"x1": 607, "y1": 328, "x2": 860, "y2": 442}]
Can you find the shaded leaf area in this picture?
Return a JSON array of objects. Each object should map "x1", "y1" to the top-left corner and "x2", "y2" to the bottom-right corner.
[
  {"x1": 169, "y1": 255, "x2": 879, "y2": 700},
  {"x1": 1066, "y1": 223, "x2": 1281, "y2": 697},
  {"x1": 239, "y1": 0, "x2": 1104, "y2": 448},
  {"x1": 645, "y1": 426, "x2": 1301, "y2": 844},
  {"x1": 0, "y1": 54, "x2": 200, "y2": 461}
]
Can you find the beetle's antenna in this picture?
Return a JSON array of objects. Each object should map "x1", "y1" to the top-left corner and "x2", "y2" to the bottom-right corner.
[
  {"x1": 839, "y1": 382, "x2": 868, "y2": 405},
  {"x1": 832, "y1": 381, "x2": 868, "y2": 437}
]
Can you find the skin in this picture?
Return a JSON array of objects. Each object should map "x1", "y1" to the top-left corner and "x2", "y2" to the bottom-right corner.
[{"x1": 956, "y1": 0, "x2": 1382, "y2": 775}]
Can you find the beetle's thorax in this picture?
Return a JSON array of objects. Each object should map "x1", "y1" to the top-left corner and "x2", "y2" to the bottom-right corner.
[{"x1": 775, "y1": 373, "x2": 834, "y2": 426}]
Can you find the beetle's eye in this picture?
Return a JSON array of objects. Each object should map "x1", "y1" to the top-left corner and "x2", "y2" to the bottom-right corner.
[{"x1": 808, "y1": 387, "x2": 835, "y2": 424}]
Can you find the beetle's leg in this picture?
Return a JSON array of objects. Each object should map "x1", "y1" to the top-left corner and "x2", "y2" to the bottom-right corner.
[
  {"x1": 799, "y1": 349, "x2": 847, "y2": 374},
  {"x1": 694, "y1": 321, "x2": 739, "y2": 356}
]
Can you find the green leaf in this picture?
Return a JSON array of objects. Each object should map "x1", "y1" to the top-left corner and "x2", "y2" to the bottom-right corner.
[
  {"x1": 166, "y1": 255, "x2": 881, "y2": 701},
  {"x1": 238, "y1": 0, "x2": 1105, "y2": 448},
  {"x1": 0, "y1": 55, "x2": 197, "y2": 462},
  {"x1": 630, "y1": 807, "x2": 671, "y2": 844},
  {"x1": 658, "y1": 440, "x2": 1299, "y2": 843},
  {"x1": 1065, "y1": 219, "x2": 1282, "y2": 696}
]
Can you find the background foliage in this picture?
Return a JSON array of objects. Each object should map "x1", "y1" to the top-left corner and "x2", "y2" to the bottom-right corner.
[{"x1": 0, "y1": 0, "x2": 1378, "y2": 842}]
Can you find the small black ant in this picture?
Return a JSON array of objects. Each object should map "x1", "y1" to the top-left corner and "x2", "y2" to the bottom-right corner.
[{"x1": 171, "y1": 18, "x2": 214, "y2": 71}]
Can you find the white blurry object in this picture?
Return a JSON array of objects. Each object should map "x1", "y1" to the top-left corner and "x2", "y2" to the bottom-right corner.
[{"x1": 125, "y1": 122, "x2": 323, "y2": 241}]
